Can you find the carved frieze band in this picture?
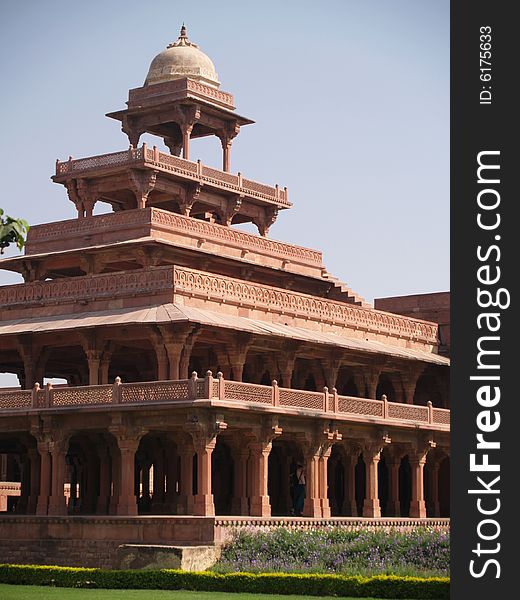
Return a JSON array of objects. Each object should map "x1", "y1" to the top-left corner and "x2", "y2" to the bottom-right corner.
[
  {"x1": 0, "y1": 267, "x2": 173, "y2": 307},
  {"x1": 172, "y1": 267, "x2": 439, "y2": 343}
]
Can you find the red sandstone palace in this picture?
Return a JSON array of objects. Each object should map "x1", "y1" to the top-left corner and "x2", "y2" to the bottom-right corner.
[{"x1": 0, "y1": 27, "x2": 449, "y2": 564}]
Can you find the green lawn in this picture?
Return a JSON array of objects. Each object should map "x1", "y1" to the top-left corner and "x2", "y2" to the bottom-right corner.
[{"x1": 0, "y1": 584, "x2": 397, "y2": 600}]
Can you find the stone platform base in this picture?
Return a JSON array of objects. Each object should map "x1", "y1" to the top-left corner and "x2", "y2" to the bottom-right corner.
[{"x1": 0, "y1": 515, "x2": 450, "y2": 569}]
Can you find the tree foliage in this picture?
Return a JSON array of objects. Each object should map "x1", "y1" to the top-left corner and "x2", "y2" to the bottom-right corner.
[{"x1": 0, "y1": 208, "x2": 30, "y2": 254}]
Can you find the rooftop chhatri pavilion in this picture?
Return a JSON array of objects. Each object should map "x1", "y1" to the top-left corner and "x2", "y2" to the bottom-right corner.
[{"x1": 0, "y1": 27, "x2": 450, "y2": 569}]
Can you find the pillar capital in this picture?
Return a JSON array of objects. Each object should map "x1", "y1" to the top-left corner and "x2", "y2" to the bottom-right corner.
[{"x1": 129, "y1": 168, "x2": 157, "y2": 209}]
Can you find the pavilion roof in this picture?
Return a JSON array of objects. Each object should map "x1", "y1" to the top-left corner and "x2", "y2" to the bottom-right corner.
[{"x1": 0, "y1": 303, "x2": 449, "y2": 367}]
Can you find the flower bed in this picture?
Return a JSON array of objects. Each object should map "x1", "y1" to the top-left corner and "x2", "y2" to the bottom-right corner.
[{"x1": 214, "y1": 527, "x2": 450, "y2": 577}]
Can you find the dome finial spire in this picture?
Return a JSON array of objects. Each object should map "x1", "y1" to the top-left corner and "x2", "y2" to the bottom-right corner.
[{"x1": 180, "y1": 23, "x2": 187, "y2": 38}]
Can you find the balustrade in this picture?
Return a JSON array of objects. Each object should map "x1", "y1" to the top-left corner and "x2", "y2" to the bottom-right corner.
[{"x1": 0, "y1": 372, "x2": 450, "y2": 430}]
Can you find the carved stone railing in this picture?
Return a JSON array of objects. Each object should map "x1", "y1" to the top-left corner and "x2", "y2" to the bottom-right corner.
[
  {"x1": 0, "y1": 373, "x2": 450, "y2": 431},
  {"x1": 55, "y1": 144, "x2": 290, "y2": 207},
  {"x1": 172, "y1": 266, "x2": 439, "y2": 344},
  {"x1": 0, "y1": 266, "x2": 173, "y2": 308}
]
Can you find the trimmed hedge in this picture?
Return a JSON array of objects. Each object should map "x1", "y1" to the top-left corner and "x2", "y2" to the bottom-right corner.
[{"x1": 0, "y1": 564, "x2": 449, "y2": 599}]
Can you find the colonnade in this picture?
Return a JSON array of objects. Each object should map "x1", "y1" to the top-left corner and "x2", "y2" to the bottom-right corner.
[{"x1": 0, "y1": 428, "x2": 450, "y2": 518}]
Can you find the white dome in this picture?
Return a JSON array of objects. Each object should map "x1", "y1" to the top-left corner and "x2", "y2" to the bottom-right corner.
[{"x1": 145, "y1": 26, "x2": 220, "y2": 88}]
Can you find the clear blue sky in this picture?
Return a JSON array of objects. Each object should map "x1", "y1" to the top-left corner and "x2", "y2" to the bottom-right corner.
[{"x1": 0, "y1": 1, "x2": 448, "y2": 297}]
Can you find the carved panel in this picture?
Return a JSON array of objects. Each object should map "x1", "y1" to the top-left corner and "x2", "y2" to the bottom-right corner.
[
  {"x1": 0, "y1": 390, "x2": 32, "y2": 409},
  {"x1": 279, "y1": 387, "x2": 324, "y2": 410},
  {"x1": 121, "y1": 380, "x2": 190, "y2": 403},
  {"x1": 337, "y1": 396, "x2": 384, "y2": 417},
  {"x1": 387, "y1": 402, "x2": 429, "y2": 422},
  {"x1": 433, "y1": 408, "x2": 450, "y2": 425},
  {"x1": 51, "y1": 385, "x2": 113, "y2": 407},
  {"x1": 224, "y1": 381, "x2": 272, "y2": 404}
]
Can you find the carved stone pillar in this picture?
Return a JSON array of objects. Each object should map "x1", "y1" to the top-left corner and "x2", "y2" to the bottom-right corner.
[
  {"x1": 365, "y1": 368, "x2": 381, "y2": 400},
  {"x1": 179, "y1": 328, "x2": 200, "y2": 379},
  {"x1": 193, "y1": 438, "x2": 217, "y2": 516},
  {"x1": 114, "y1": 437, "x2": 140, "y2": 516},
  {"x1": 401, "y1": 365, "x2": 425, "y2": 405},
  {"x1": 48, "y1": 440, "x2": 68, "y2": 516},
  {"x1": 278, "y1": 353, "x2": 296, "y2": 389},
  {"x1": 323, "y1": 357, "x2": 341, "y2": 391},
  {"x1": 36, "y1": 440, "x2": 52, "y2": 515},
  {"x1": 180, "y1": 123, "x2": 193, "y2": 160},
  {"x1": 86, "y1": 351, "x2": 102, "y2": 386},
  {"x1": 303, "y1": 448, "x2": 321, "y2": 518},
  {"x1": 362, "y1": 445, "x2": 382, "y2": 518},
  {"x1": 229, "y1": 335, "x2": 252, "y2": 382},
  {"x1": 164, "y1": 134, "x2": 183, "y2": 157},
  {"x1": 249, "y1": 441, "x2": 272, "y2": 517},
  {"x1": 409, "y1": 451, "x2": 428, "y2": 518},
  {"x1": 319, "y1": 445, "x2": 332, "y2": 518},
  {"x1": 129, "y1": 168, "x2": 157, "y2": 209}
]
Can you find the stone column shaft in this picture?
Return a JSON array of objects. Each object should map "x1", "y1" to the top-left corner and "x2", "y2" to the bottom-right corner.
[
  {"x1": 48, "y1": 446, "x2": 67, "y2": 516},
  {"x1": 36, "y1": 444, "x2": 51, "y2": 515},
  {"x1": 193, "y1": 440, "x2": 216, "y2": 516},
  {"x1": 409, "y1": 456, "x2": 427, "y2": 518},
  {"x1": 303, "y1": 453, "x2": 321, "y2": 518},
  {"x1": 117, "y1": 440, "x2": 139, "y2": 516},
  {"x1": 362, "y1": 450, "x2": 381, "y2": 518},
  {"x1": 249, "y1": 442, "x2": 272, "y2": 517}
]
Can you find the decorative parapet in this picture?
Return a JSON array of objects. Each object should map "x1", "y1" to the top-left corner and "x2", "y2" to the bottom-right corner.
[
  {"x1": 172, "y1": 266, "x2": 439, "y2": 344},
  {"x1": 54, "y1": 144, "x2": 290, "y2": 207},
  {"x1": 0, "y1": 373, "x2": 450, "y2": 431},
  {"x1": 25, "y1": 207, "x2": 322, "y2": 267},
  {"x1": 127, "y1": 78, "x2": 236, "y2": 109},
  {"x1": 0, "y1": 263, "x2": 438, "y2": 344},
  {"x1": 0, "y1": 266, "x2": 173, "y2": 308}
]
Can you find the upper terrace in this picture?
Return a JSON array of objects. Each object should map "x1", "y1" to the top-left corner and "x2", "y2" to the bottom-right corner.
[{"x1": 52, "y1": 145, "x2": 289, "y2": 236}]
